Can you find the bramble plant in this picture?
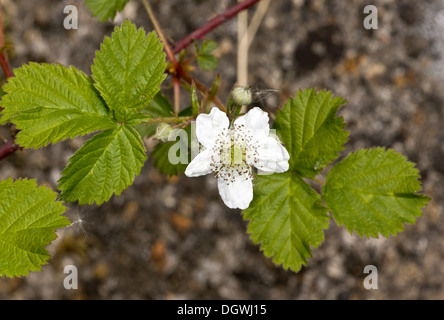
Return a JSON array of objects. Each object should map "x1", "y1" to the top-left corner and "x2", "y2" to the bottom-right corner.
[{"x1": 0, "y1": 0, "x2": 430, "y2": 277}]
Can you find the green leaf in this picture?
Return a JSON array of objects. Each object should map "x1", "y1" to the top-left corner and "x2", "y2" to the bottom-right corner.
[
  {"x1": 242, "y1": 173, "x2": 330, "y2": 272},
  {"x1": 0, "y1": 178, "x2": 70, "y2": 278},
  {"x1": 274, "y1": 89, "x2": 349, "y2": 178},
  {"x1": 92, "y1": 20, "x2": 167, "y2": 122},
  {"x1": 323, "y1": 148, "x2": 430, "y2": 238},
  {"x1": 151, "y1": 141, "x2": 188, "y2": 176},
  {"x1": 197, "y1": 40, "x2": 218, "y2": 71},
  {"x1": 143, "y1": 92, "x2": 174, "y2": 118},
  {"x1": 197, "y1": 54, "x2": 218, "y2": 71},
  {"x1": 151, "y1": 124, "x2": 191, "y2": 176},
  {"x1": 178, "y1": 106, "x2": 193, "y2": 117},
  {"x1": 133, "y1": 92, "x2": 174, "y2": 138},
  {"x1": 0, "y1": 63, "x2": 116, "y2": 148},
  {"x1": 85, "y1": 0, "x2": 130, "y2": 21},
  {"x1": 58, "y1": 124, "x2": 147, "y2": 205},
  {"x1": 123, "y1": 112, "x2": 151, "y2": 126},
  {"x1": 199, "y1": 40, "x2": 217, "y2": 55}
]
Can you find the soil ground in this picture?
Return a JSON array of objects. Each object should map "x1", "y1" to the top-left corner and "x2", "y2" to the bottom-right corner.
[{"x1": 0, "y1": 0, "x2": 443, "y2": 299}]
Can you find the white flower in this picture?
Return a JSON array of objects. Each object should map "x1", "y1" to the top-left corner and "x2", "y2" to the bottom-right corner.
[{"x1": 185, "y1": 107, "x2": 290, "y2": 210}]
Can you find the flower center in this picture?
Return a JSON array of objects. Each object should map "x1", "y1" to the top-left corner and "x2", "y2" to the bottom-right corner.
[{"x1": 209, "y1": 123, "x2": 259, "y2": 184}]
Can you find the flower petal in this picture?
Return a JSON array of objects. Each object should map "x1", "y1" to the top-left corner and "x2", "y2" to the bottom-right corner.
[
  {"x1": 196, "y1": 107, "x2": 229, "y2": 148},
  {"x1": 255, "y1": 136, "x2": 290, "y2": 173},
  {"x1": 234, "y1": 107, "x2": 269, "y2": 140},
  {"x1": 217, "y1": 178, "x2": 253, "y2": 210},
  {"x1": 185, "y1": 149, "x2": 212, "y2": 177}
]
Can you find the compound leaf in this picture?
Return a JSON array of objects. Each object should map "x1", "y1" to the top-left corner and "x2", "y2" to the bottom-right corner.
[{"x1": 197, "y1": 40, "x2": 218, "y2": 71}]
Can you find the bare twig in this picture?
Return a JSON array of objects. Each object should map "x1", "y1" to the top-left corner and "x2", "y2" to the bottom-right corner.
[
  {"x1": 142, "y1": 0, "x2": 178, "y2": 65},
  {"x1": 173, "y1": 77, "x2": 180, "y2": 114},
  {"x1": 238, "y1": 0, "x2": 270, "y2": 113},
  {"x1": 142, "y1": 0, "x2": 184, "y2": 115},
  {"x1": 237, "y1": 0, "x2": 249, "y2": 113},
  {"x1": 245, "y1": 0, "x2": 270, "y2": 48}
]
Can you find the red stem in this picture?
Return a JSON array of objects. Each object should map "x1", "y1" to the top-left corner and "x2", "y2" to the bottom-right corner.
[
  {"x1": 0, "y1": 4, "x2": 12, "y2": 79},
  {"x1": 172, "y1": 0, "x2": 261, "y2": 55},
  {"x1": 0, "y1": 54, "x2": 12, "y2": 79},
  {"x1": 0, "y1": 2, "x2": 19, "y2": 161},
  {"x1": 0, "y1": 139, "x2": 20, "y2": 161}
]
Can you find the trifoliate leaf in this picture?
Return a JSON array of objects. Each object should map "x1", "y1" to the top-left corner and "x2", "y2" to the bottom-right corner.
[
  {"x1": 92, "y1": 20, "x2": 166, "y2": 122},
  {"x1": 274, "y1": 89, "x2": 349, "y2": 178},
  {"x1": 242, "y1": 173, "x2": 330, "y2": 272},
  {"x1": 0, "y1": 178, "x2": 70, "y2": 278},
  {"x1": 323, "y1": 148, "x2": 430, "y2": 238},
  {"x1": 85, "y1": 0, "x2": 130, "y2": 21},
  {"x1": 197, "y1": 40, "x2": 218, "y2": 71},
  {"x1": 0, "y1": 63, "x2": 116, "y2": 148},
  {"x1": 58, "y1": 125, "x2": 146, "y2": 205}
]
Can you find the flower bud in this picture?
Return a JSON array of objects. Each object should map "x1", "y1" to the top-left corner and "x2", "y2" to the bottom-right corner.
[
  {"x1": 154, "y1": 123, "x2": 174, "y2": 142},
  {"x1": 231, "y1": 86, "x2": 252, "y2": 106}
]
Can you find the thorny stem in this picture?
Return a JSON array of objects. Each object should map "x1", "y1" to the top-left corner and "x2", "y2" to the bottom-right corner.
[
  {"x1": 172, "y1": 0, "x2": 261, "y2": 55},
  {"x1": 0, "y1": 138, "x2": 20, "y2": 161},
  {"x1": 170, "y1": 1, "x2": 262, "y2": 112},
  {"x1": 143, "y1": 0, "x2": 226, "y2": 114},
  {"x1": 0, "y1": 2, "x2": 12, "y2": 80},
  {"x1": 0, "y1": 2, "x2": 19, "y2": 161}
]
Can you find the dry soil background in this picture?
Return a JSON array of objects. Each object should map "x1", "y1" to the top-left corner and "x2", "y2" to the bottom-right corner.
[{"x1": 0, "y1": 0, "x2": 443, "y2": 299}]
